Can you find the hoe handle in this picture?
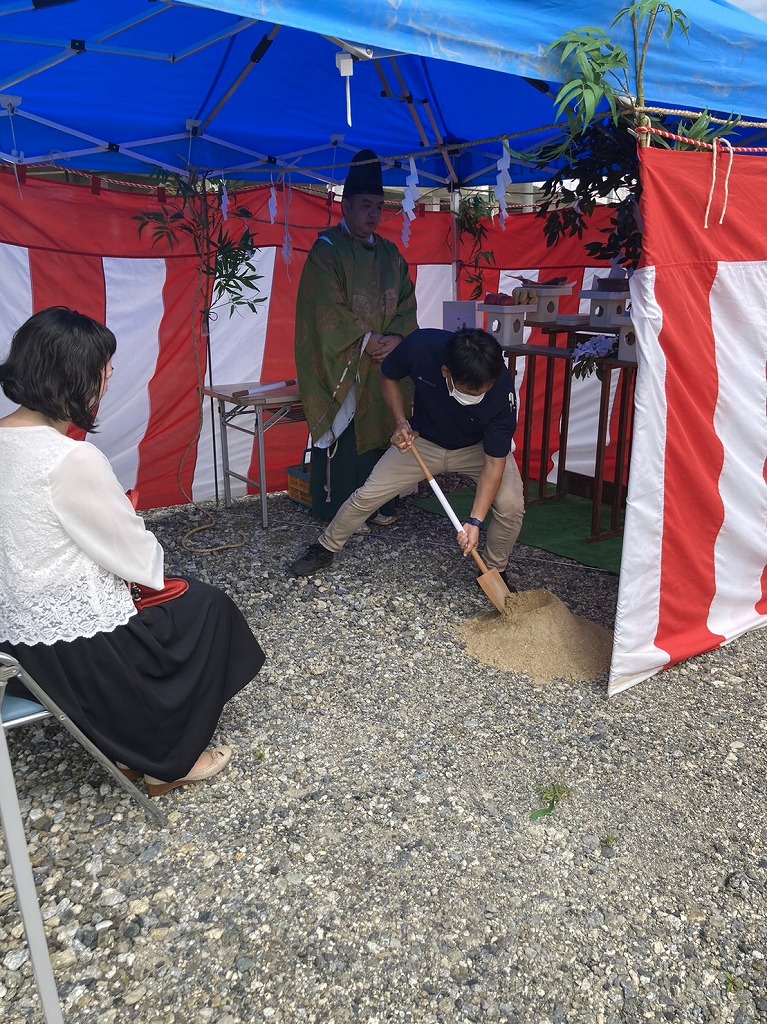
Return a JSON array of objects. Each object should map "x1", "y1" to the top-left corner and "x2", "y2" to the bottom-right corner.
[{"x1": 409, "y1": 441, "x2": 489, "y2": 574}]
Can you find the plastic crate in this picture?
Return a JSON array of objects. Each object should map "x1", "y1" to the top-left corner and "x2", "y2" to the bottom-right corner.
[{"x1": 287, "y1": 463, "x2": 311, "y2": 508}]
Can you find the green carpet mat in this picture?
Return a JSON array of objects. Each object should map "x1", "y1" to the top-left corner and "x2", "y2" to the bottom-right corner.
[{"x1": 412, "y1": 488, "x2": 622, "y2": 574}]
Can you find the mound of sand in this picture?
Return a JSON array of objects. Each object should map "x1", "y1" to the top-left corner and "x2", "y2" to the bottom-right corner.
[{"x1": 459, "y1": 588, "x2": 613, "y2": 683}]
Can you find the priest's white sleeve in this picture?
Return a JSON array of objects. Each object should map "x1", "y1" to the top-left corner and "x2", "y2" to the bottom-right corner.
[{"x1": 50, "y1": 442, "x2": 165, "y2": 589}]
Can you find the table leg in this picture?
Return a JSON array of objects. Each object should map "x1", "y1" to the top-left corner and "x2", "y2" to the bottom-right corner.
[
  {"x1": 219, "y1": 398, "x2": 233, "y2": 509},
  {"x1": 256, "y1": 404, "x2": 268, "y2": 529}
]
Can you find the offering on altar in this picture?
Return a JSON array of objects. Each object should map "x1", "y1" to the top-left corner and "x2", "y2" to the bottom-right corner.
[
  {"x1": 477, "y1": 292, "x2": 539, "y2": 349},
  {"x1": 509, "y1": 278, "x2": 575, "y2": 322},
  {"x1": 580, "y1": 276, "x2": 630, "y2": 330}
]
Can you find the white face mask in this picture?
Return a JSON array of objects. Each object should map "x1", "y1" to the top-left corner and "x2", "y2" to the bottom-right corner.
[{"x1": 446, "y1": 376, "x2": 486, "y2": 406}]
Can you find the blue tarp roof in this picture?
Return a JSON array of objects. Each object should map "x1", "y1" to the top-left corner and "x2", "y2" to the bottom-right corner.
[{"x1": 1, "y1": 0, "x2": 766, "y2": 188}]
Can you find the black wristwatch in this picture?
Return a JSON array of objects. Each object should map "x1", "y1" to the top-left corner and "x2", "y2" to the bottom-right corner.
[{"x1": 466, "y1": 516, "x2": 484, "y2": 529}]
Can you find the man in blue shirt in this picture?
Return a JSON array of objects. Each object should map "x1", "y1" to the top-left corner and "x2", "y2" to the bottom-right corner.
[{"x1": 289, "y1": 327, "x2": 525, "y2": 585}]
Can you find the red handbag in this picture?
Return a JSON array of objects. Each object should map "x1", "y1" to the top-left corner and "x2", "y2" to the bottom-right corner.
[{"x1": 130, "y1": 577, "x2": 189, "y2": 611}]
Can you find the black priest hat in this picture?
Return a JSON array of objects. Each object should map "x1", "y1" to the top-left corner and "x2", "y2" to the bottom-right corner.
[{"x1": 342, "y1": 149, "x2": 384, "y2": 198}]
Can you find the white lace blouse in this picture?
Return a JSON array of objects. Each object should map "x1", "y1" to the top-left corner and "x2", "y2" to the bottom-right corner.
[{"x1": 0, "y1": 426, "x2": 164, "y2": 646}]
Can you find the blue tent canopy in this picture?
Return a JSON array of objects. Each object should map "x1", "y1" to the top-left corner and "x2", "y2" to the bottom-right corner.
[{"x1": 1, "y1": 0, "x2": 766, "y2": 188}]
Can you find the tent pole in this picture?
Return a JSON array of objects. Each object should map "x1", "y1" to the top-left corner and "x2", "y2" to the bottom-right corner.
[
  {"x1": 198, "y1": 26, "x2": 282, "y2": 135},
  {"x1": 386, "y1": 59, "x2": 431, "y2": 150},
  {"x1": 198, "y1": 184, "x2": 220, "y2": 507},
  {"x1": 421, "y1": 101, "x2": 458, "y2": 185},
  {"x1": 450, "y1": 187, "x2": 461, "y2": 301},
  {"x1": 206, "y1": 321, "x2": 220, "y2": 506}
]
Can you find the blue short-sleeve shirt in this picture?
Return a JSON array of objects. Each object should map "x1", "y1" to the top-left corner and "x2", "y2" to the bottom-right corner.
[{"x1": 381, "y1": 328, "x2": 517, "y2": 458}]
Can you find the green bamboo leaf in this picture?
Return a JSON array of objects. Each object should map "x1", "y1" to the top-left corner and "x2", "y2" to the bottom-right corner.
[
  {"x1": 554, "y1": 79, "x2": 585, "y2": 108},
  {"x1": 605, "y1": 91, "x2": 619, "y2": 124},
  {"x1": 581, "y1": 88, "x2": 598, "y2": 128}
]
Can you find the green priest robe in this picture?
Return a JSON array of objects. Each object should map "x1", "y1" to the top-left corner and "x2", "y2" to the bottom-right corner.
[{"x1": 295, "y1": 225, "x2": 418, "y2": 456}]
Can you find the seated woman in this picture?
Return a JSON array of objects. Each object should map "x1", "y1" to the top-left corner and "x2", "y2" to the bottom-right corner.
[{"x1": 0, "y1": 307, "x2": 265, "y2": 796}]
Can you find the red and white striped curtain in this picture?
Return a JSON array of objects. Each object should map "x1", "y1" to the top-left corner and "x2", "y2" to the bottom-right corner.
[
  {"x1": 0, "y1": 172, "x2": 620, "y2": 509},
  {"x1": 610, "y1": 147, "x2": 767, "y2": 693}
]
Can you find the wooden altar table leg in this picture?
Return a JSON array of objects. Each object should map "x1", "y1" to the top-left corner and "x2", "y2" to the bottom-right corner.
[
  {"x1": 521, "y1": 352, "x2": 537, "y2": 505},
  {"x1": 591, "y1": 366, "x2": 613, "y2": 540},
  {"x1": 609, "y1": 365, "x2": 636, "y2": 535},
  {"x1": 538, "y1": 353, "x2": 558, "y2": 501},
  {"x1": 554, "y1": 357, "x2": 573, "y2": 498}
]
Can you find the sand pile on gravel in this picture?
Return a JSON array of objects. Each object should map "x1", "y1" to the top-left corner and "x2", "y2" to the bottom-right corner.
[{"x1": 460, "y1": 588, "x2": 613, "y2": 683}]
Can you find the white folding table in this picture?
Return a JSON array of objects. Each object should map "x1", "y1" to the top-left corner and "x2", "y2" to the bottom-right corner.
[{"x1": 202, "y1": 382, "x2": 305, "y2": 528}]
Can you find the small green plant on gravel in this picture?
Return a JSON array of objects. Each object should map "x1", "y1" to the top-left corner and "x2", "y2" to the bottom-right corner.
[
  {"x1": 530, "y1": 781, "x2": 572, "y2": 820},
  {"x1": 253, "y1": 748, "x2": 266, "y2": 762},
  {"x1": 601, "y1": 834, "x2": 616, "y2": 849},
  {"x1": 724, "y1": 972, "x2": 744, "y2": 994}
]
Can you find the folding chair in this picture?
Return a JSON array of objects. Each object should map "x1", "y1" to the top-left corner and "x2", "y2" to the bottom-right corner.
[
  {"x1": 0, "y1": 653, "x2": 165, "y2": 825},
  {"x1": 0, "y1": 652, "x2": 166, "y2": 1024}
]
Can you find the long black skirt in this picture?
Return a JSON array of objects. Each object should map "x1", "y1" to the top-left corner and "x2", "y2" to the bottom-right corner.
[{"x1": 1, "y1": 577, "x2": 265, "y2": 781}]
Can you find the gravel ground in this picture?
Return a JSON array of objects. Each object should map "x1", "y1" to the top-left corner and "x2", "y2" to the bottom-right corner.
[{"x1": 1, "y1": 489, "x2": 765, "y2": 1024}]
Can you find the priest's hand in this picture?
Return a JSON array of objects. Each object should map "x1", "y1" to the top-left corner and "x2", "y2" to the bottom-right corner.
[{"x1": 370, "y1": 334, "x2": 403, "y2": 363}]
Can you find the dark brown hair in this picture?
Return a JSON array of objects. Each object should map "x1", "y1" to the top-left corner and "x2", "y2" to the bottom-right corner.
[
  {"x1": 444, "y1": 327, "x2": 504, "y2": 390},
  {"x1": 0, "y1": 307, "x2": 116, "y2": 432}
]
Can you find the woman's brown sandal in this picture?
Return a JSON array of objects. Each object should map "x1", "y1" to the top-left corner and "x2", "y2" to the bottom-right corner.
[{"x1": 144, "y1": 745, "x2": 233, "y2": 797}]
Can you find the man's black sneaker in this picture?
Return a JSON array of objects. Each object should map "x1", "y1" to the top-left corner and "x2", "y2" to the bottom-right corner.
[
  {"x1": 477, "y1": 568, "x2": 517, "y2": 593},
  {"x1": 499, "y1": 569, "x2": 518, "y2": 593},
  {"x1": 289, "y1": 543, "x2": 334, "y2": 576}
]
